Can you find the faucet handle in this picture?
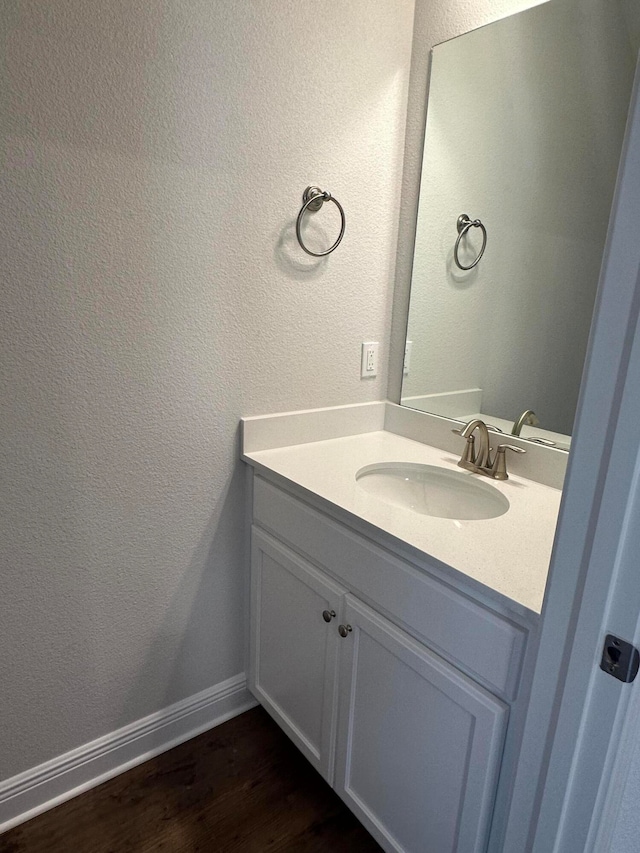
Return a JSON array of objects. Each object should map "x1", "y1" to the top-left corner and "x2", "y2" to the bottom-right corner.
[
  {"x1": 452, "y1": 428, "x2": 476, "y2": 467},
  {"x1": 491, "y1": 443, "x2": 526, "y2": 480}
]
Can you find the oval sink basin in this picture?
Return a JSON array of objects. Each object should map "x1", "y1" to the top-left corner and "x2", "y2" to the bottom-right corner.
[{"x1": 355, "y1": 462, "x2": 509, "y2": 520}]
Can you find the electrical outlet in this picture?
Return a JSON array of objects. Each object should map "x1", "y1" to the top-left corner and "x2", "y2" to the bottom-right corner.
[
  {"x1": 404, "y1": 341, "x2": 412, "y2": 375},
  {"x1": 361, "y1": 342, "x2": 379, "y2": 378}
]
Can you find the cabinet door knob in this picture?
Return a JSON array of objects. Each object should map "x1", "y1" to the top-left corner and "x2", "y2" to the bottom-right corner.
[
  {"x1": 338, "y1": 624, "x2": 353, "y2": 638},
  {"x1": 322, "y1": 610, "x2": 336, "y2": 623}
]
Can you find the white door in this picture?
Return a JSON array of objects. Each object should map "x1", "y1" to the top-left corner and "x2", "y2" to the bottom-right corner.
[
  {"x1": 249, "y1": 527, "x2": 346, "y2": 782},
  {"x1": 334, "y1": 595, "x2": 508, "y2": 853},
  {"x1": 503, "y1": 62, "x2": 640, "y2": 853}
]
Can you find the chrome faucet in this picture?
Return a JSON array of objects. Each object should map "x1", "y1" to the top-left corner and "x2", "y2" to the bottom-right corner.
[
  {"x1": 453, "y1": 418, "x2": 525, "y2": 480},
  {"x1": 511, "y1": 409, "x2": 539, "y2": 436},
  {"x1": 455, "y1": 419, "x2": 491, "y2": 468}
]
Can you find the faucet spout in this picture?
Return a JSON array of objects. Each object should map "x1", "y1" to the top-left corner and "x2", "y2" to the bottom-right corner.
[
  {"x1": 453, "y1": 418, "x2": 525, "y2": 480},
  {"x1": 458, "y1": 419, "x2": 491, "y2": 470}
]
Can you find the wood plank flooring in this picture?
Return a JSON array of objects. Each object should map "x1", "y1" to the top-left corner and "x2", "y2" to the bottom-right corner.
[{"x1": 0, "y1": 707, "x2": 382, "y2": 853}]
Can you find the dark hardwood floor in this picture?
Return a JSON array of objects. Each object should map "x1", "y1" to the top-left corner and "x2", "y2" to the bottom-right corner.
[{"x1": 0, "y1": 707, "x2": 382, "y2": 853}]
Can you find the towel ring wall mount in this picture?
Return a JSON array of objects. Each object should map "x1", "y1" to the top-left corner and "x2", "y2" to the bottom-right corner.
[
  {"x1": 296, "y1": 186, "x2": 346, "y2": 257},
  {"x1": 454, "y1": 213, "x2": 487, "y2": 270}
]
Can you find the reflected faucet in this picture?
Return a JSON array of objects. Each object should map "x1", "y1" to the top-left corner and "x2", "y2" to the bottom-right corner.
[
  {"x1": 511, "y1": 409, "x2": 539, "y2": 437},
  {"x1": 453, "y1": 418, "x2": 525, "y2": 480}
]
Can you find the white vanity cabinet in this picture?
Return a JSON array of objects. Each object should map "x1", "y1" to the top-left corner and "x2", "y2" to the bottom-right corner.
[
  {"x1": 334, "y1": 596, "x2": 507, "y2": 853},
  {"x1": 248, "y1": 473, "x2": 534, "y2": 853},
  {"x1": 249, "y1": 528, "x2": 345, "y2": 782}
]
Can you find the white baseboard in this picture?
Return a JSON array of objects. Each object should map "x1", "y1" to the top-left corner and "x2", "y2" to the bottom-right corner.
[{"x1": 0, "y1": 673, "x2": 257, "y2": 835}]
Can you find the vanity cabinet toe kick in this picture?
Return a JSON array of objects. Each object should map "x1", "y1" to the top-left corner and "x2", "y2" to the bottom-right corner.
[{"x1": 247, "y1": 473, "x2": 537, "y2": 853}]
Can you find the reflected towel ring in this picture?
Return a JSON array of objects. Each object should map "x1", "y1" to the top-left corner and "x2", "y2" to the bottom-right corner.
[
  {"x1": 296, "y1": 186, "x2": 346, "y2": 257},
  {"x1": 454, "y1": 214, "x2": 487, "y2": 270}
]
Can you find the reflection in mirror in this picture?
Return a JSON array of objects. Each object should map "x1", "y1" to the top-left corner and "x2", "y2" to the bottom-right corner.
[{"x1": 401, "y1": 0, "x2": 638, "y2": 451}]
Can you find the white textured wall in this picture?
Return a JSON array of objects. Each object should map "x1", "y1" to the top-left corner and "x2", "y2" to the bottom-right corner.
[
  {"x1": 401, "y1": 0, "x2": 635, "y2": 436},
  {"x1": 0, "y1": 0, "x2": 414, "y2": 781}
]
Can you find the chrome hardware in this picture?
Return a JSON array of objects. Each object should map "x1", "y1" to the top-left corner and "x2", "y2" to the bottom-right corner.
[
  {"x1": 454, "y1": 419, "x2": 491, "y2": 469},
  {"x1": 490, "y1": 444, "x2": 526, "y2": 480},
  {"x1": 452, "y1": 426, "x2": 476, "y2": 467},
  {"x1": 454, "y1": 214, "x2": 487, "y2": 270},
  {"x1": 296, "y1": 186, "x2": 346, "y2": 257},
  {"x1": 338, "y1": 624, "x2": 353, "y2": 638},
  {"x1": 453, "y1": 419, "x2": 526, "y2": 480},
  {"x1": 303, "y1": 185, "x2": 326, "y2": 213},
  {"x1": 511, "y1": 409, "x2": 539, "y2": 436},
  {"x1": 322, "y1": 609, "x2": 336, "y2": 623}
]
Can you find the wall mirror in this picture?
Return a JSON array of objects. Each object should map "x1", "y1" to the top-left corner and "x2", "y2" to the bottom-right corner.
[{"x1": 401, "y1": 0, "x2": 637, "y2": 451}]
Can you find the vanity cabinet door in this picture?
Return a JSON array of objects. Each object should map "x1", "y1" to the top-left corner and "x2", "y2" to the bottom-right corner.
[
  {"x1": 249, "y1": 528, "x2": 346, "y2": 783},
  {"x1": 334, "y1": 595, "x2": 508, "y2": 853}
]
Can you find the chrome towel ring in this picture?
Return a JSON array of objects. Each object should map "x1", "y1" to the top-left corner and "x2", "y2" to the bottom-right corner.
[
  {"x1": 454, "y1": 214, "x2": 487, "y2": 270},
  {"x1": 296, "y1": 186, "x2": 346, "y2": 257}
]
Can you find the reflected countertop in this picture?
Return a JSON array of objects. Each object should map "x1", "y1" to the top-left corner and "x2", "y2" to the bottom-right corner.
[{"x1": 243, "y1": 430, "x2": 562, "y2": 616}]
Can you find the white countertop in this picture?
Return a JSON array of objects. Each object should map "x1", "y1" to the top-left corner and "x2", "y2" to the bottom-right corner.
[{"x1": 243, "y1": 430, "x2": 562, "y2": 615}]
